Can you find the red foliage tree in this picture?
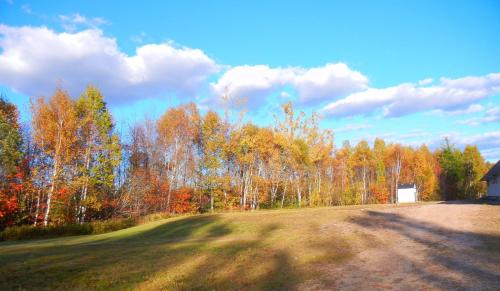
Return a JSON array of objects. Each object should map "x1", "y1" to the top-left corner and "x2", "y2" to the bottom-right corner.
[
  {"x1": 370, "y1": 183, "x2": 390, "y2": 204},
  {"x1": 171, "y1": 187, "x2": 194, "y2": 214},
  {"x1": 0, "y1": 172, "x2": 23, "y2": 228}
]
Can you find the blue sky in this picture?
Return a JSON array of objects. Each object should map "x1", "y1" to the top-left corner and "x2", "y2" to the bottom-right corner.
[{"x1": 1, "y1": 0, "x2": 499, "y2": 160}]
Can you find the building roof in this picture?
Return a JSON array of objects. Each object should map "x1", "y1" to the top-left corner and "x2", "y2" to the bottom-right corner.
[
  {"x1": 398, "y1": 183, "x2": 415, "y2": 189},
  {"x1": 481, "y1": 160, "x2": 500, "y2": 182}
]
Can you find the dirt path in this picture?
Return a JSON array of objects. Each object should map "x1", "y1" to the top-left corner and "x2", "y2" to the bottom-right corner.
[{"x1": 303, "y1": 203, "x2": 500, "y2": 290}]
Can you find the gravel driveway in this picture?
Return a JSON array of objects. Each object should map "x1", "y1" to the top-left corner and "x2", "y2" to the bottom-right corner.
[{"x1": 303, "y1": 202, "x2": 500, "y2": 290}]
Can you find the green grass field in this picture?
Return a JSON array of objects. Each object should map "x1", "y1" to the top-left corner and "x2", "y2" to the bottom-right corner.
[{"x1": 0, "y1": 205, "x2": 387, "y2": 290}]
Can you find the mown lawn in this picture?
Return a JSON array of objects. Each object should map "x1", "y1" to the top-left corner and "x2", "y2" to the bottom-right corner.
[{"x1": 0, "y1": 204, "x2": 395, "y2": 290}]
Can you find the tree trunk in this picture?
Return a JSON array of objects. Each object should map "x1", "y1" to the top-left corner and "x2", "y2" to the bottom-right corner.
[
  {"x1": 362, "y1": 164, "x2": 367, "y2": 204},
  {"x1": 296, "y1": 175, "x2": 302, "y2": 208},
  {"x1": 33, "y1": 189, "x2": 41, "y2": 226},
  {"x1": 78, "y1": 130, "x2": 93, "y2": 224},
  {"x1": 44, "y1": 160, "x2": 58, "y2": 226},
  {"x1": 210, "y1": 188, "x2": 214, "y2": 212},
  {"x1": 281, "y1": 182, "x2": 288, "y2": 208}
]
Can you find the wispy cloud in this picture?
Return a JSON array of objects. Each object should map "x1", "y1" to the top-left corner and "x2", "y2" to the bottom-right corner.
[
  {"x1": 20, "y1": 4, "x2": 50, "y2": 20},
  {"x1": 131, "y1": 31, "x2": 147, "y2": 44},
  {"x1": 431, "y1": 104, "x2": 485, "y2": 116},
  {"x1": 59, "y1": 13, "x2": 110, "y2": 32},
  {"x1": 457, "y1": 106, "x2": 500, "y2": 126},
  {"x1": 333, "y1": 123, "x2": 372, "y2": 133},
  {"x1": 397, "y1": 130, "x2": 431, "y2": 140},
  {"x1": 21, "y1": 4, "x2": 32, "y2": 14},
  {"x1": 442, "y1": 131, "x2": 500, "y2": 150},
  {"x1": 346, "y1": 129, "x2": 499, "y2": 161}
]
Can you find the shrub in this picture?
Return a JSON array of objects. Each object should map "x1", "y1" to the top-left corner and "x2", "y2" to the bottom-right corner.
[
  {"x1": 140, "y1": 212, "x2": 171, "y2": 223},
  {"x1": 90, "y1": 218, "x2": 136, "y2": 234},
  {"x1": 0, "y1": 212, "x2": 175, "y2": 241},
  {"x1": 0, "y1": 224, "x2": 92, "y2": 241}
]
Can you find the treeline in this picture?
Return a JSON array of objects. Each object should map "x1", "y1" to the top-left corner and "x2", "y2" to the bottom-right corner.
[{"x1": 0, "y1": 87, "x2": 489, "y2": 229}]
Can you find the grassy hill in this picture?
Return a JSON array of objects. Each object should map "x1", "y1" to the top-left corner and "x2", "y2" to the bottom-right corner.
[
  {"x1": 0, "y1": 205, "x2": 386, "y2": 290},
  {"x1": 1, "y1": 202, "x2": 499, "y2": 290}
]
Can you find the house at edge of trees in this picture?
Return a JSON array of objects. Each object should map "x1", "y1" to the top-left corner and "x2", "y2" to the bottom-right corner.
[
  {"x1": 397, "y1": 184, "x2": 417, "y2": 203},
  {"x1": 481, "y1": 160, "x2": 500, "y2": 199}
]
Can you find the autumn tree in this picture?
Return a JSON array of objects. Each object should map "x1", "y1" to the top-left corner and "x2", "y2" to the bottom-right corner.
[
  {"x1": 352, "y1": 140, "x2": 372, "y2": 204},
  {"x1": 332, "y1": 141, "x2": 354, "y2": 204},
  {"x1": 122, "y1": 121, "x2": 159, "y2": 216},
  {"x1": 157, "y1": 103, "x2": 199, "y2": 211},
  {"x1": 199, "y1": 111, "x2": 224, "y2": 212},
  {"x1": 303, "y1": 112, "x2": 333, "y2": 206},
  {"x1": 274, "y1": 102, "x2": 309, "y2": 207},
  {"x1": 413, "y1": 145, "x2": 438, "y2": 201},
  {"x1": 386, "y1": 144, "x2": 403, "y2": 203},
  {"x1": 0, "y1": 96, "x2": 23, "y2": 181},
  {"x1": 2, "y1": 94, "x2": 494, "y2": 230},
  {"x1": 31, "y1": 89, "x2": 78, "y2": 225},
  {"x1": 231, "y1": 123, "x2": 258, "y2": 209},
  {"x1": 371, "y1": 138, "x2": 389, "y2": 203},
  {"x1": 74, "y1": 86, "x2": 121, "y2": 223},
  {"x1": 267, "y1": 131, "x2": 290, "y2": 208},
  {"x1": 437, "y1": 139, "x2": 465, "y2": 200},
  {"x1": 0, "y1": 97, "x2": 23, "y2": 228},
  {"x1": 462, "y1": 145, "x2": 486, "y2": 199}
]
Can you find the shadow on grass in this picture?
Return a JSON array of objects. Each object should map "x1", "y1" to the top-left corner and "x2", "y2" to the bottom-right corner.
[
  {"x1": 0, "y1": 214, "x2": 301, "y2": 290},
  {"x1": 346, "y1": 210, "x2": 500, "y2": 289},
  {"x1": 156, "y1": 223, "x2": 299, "y2": 290}
]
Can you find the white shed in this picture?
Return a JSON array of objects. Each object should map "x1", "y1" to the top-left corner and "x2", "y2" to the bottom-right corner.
[
  {"x1": 481, "y1": 160, "x2": 500, "y2": 198},
  {"x1": 397, "y1": 184, "x2": 417, "y2": 203}
]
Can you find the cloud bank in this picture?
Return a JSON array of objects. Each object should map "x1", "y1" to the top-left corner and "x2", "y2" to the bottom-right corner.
[
  {"x1": 0, "y1": 24, "x2": 498, "y2": 120},
  {"x1": 0, "y1": 25, "x2": 218, "y2": 103},
  {"x1": 322, "y1": 74, "x2": 500, "y2": 118},
  {"x1": 210, "y1": 63, "x2": 368, "y2": 107},
  {"x1": 0, "y1": 24, "x2": 368, "y2": 107}
]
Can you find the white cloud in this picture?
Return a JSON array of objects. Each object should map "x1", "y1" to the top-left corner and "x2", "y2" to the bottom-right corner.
[
  {"x1": 131, "y1": 31, "x2": 147, "y2": 44},
  {"x1": 443, "y1": 131, "x2": 500, "y2": 153},
  {"x1": 280, "y1": 91, "x2": 290, "y2": 98},
  {"x1": 333, "y1": 123, "x2": 372, "y2": 133},
  {"x1": 418, "y1": 78, "x2": 433, "y2": 85},
  {"x1": 210, "y1": 62, "x2": 368, "y2": 108},
  {"x1": 424, "y1": 131, "x2": 500, "y2": 161},
  {"x1": 21, "y1": 4, "x2": 32, "y2": 14},
  {"x1": 485, "y1": 106, "x2": 500, "y2": 116},
  {"x1": 347, "y1": 130, "x2": 432, "y2": 147},
  {"x1": 457, "y1": 105, "x2": 500, "y2": 126},
  {"x1": 292, "y1": 63, "x2": 368, "y2": 104},
  {"x1": 397, "y1": 130, "x2": 431, "y2": 140},
  {"x1": 480, "y1": 148, "x2": 500, "y2": 162},
  {"x1": 453, "y1": 104, "x2": 485, "y2": 114},
  {"x1": 0, "y1": 25, "x2": 218, "y2": 104},
  {"x1": 323, "y1": 73, "x2": 500, "y2": 118},
  {"x1": 20, "y1": 4, "x2": 49, "y2": 20},
  {"x1": 59, "y1": 13, "x2": 110, "y2": 32},
  {"x1": 349, "y1": 130, "x2": 500, "y2": 161},
  {"x1": 431, "y1": 104, "x2": 485, "y2": 116},
  {"x1": 210, "y1": 65, "x2": 295, "y2": 108}
]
